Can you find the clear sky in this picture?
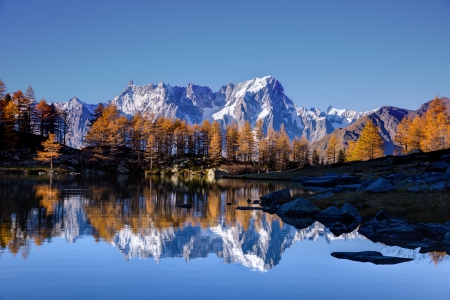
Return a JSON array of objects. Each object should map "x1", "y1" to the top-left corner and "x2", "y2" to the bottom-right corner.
[{"x1": 1, "y1": 0, "x2": 449, "y2": 111}]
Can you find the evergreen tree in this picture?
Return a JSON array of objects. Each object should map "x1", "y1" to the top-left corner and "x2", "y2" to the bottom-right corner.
[{"x1": 312, "y1": 149, "x2": 320, "y2": 165}]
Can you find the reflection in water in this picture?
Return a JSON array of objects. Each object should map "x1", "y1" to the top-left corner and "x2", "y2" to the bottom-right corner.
[{"x1": 0, "y1": 174, "x2": 448, "y2": 269}]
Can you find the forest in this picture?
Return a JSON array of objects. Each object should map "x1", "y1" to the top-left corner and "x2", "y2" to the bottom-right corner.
[{"x1": 1, "y1": 77, "x2": 449, "y2": 173}]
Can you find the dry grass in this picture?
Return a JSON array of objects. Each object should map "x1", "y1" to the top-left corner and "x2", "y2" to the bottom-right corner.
[{"x1": 294, "y1": 189, "x2": 450, "y2": 224}]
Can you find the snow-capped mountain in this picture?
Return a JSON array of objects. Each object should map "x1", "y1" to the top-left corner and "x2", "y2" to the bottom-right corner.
[
  {"x1": 325, "y1": 106, "x2": 369, "y2": 129},
  {"x1": 55, "y1": 97, "x2": 96, "y2": 149},
  {"x1": 111, "y1": 215, "x2": 364, "y2": 271},
  {"x1": 58, "y1": 77, "x2": 375, "y2": 149}
]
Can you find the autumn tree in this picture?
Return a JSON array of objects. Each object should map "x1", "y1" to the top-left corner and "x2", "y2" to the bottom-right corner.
[
  {"x1": 225, "y1": 123, "x2": 239, "y2": 161},
  {"x1": 394, "y1": 115, "x2": 412, "y2": 154},
  {"x1": 275, "y1": 124, "x2": 291, "y2": 170},
  {"x1": 34, "y1": 99, "x2": 50, "y2": 136},
  {"x1": 326, "y1": 134, "x2": 339, "y2": 164},
  {"x1": 209, "y1": 131, "x2": 223, "y2": 166},
  {"x1": 237, "y1": 121, "x2": 254, "y2": 162},
  {"x1": 292, "y1": 136, "x2": 309, "y2": 168},
  {"x1": 35, "y1": 132, "x2": 62, "y2": 172},
  {"x1": 337, "y1": 148, "x2": 346, "y2": 163},
  {"x1": 347, "y1": 120, "x2": 384, "y2": 161},
  {"x1": 422, "y1": 97, "x2": 449, "y2": 151}
]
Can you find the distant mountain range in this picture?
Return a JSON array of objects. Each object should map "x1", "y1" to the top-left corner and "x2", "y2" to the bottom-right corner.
[{"x1": 56, "y1": 76, "x2": 448, "y2": 153}]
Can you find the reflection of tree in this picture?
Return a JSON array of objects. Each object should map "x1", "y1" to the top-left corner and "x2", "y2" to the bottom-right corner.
[{"x1": 429, "y1": 251, "x2": 447, "y2": 266}]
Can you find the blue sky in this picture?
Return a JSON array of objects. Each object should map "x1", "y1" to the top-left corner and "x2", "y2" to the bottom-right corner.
[{"x1": 1, "y1": 0, "x2": 449, "y2": 111}]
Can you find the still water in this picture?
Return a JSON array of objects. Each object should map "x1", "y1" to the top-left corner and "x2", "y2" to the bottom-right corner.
[{"x1": 0, "y1": 174, "x2": 449, "y2": 300}]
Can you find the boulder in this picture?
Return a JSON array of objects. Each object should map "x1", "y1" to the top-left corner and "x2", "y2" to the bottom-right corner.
[
  {"x1": 441, "y1": 154, "x2": 450, "y2": 162},
  {"x1": 331, "y1": 251, "x2": 413, "y2": 265},
  {"x1": 375, "y1": 210, "x2": 391, "y2": 221},
  {"x1": 447, "y1": 166, "x2": 450, "y2": 174},
  {"x1": 430, "y1": 181, "x2": 448, "y2": 192},
  {"x1": 260, "y1": 188, "x2": 291, "y2": 206},
  {"x1": 315, "y1": 206, "x2": 342, "y2": 220},
  {"x1": 176, "y1": 204, "x2": 193, "y2": 209},
  {"x1": 207, "y1": 168, "x2": 229, "y2": 179},
  {"x1": 365, "y1": 178, "x2": 394, "y2": 193},
  {"x1": 443, "y1": 232, "x2": 450, "y2": 246},
  {"x1": 328, "y1": 184, "x2": 360, "y2": 193},
  {"x1": 430, "y1": 161, "x2": 450, "y2": 172},
  {"x1": 328, "y1": 222, "x2": 348, "y2": 237},
  {"x1": 419, "y1": 223, "x2": 450, "y2": 237},
  {"x1": 356, "y1": 180, "x2": 372, "y2": 192},
  {"x1": 236, "y1": 206, "x2": 264, "y2": 210},
  {"x1": 277, "y1": 215, "x2": 315, "y2": 230},
  {"x1": 276, "y1": 198, "x2": 321, "y2": 217},
  {"x1": 359, "y1": 218, "x2": 428, "y2": 241},
  {"x1": 341, "y1": 203, "x2": 361, "y2": 220}
]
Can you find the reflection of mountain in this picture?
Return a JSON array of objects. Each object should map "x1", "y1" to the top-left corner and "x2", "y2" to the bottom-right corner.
[
  {"x1": 111, "y1": 216, "x2": 367, "y2": 271},
  {"x1": 1, "y1": 175, "x2": 449, "y2": 268}
]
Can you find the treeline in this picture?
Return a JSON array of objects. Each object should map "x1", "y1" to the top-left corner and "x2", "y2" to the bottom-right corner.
[
  {"x1": 0, "y1": 79, "x2": 70, "y2": 149},
  {"x1": 394, "y1": 97, "x2": 450, "y2": 153},
  {"x1": 85, "y1": 103, "x2": 321, "y2": 171}
]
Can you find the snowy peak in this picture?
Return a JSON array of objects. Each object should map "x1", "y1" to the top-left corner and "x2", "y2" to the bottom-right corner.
[{"x1": 58, "y1": 76, "x2": 386, "y2": 148}]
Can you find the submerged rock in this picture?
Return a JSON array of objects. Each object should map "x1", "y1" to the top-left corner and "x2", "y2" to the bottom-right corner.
[
  {"x1": 176, "y1": 204, "x2": 193, "y2": 209},
  {"x1": 315, "y1": 206, "x2": 342, "y2": 220},
  {"x1": 331, "y1": 251, "x2": 413, "y2": 265},
  {"x1": 312, "y1": 192, "x2": 334, "y2": 199},
  {"x1": 236, "y1": 206, "x2": 264, "y2": 210},
  {"x1": 276, "y1": 198, "x2": 321, "y2": 217},
  {"x1": 260, "y1": 188, "x2": 291, "y2": 207},
  {"x1": 277, "y1": 215, "x2": 315, "y2": 230}
]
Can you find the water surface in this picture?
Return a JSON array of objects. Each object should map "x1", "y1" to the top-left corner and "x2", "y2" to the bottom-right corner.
[{"x1": 0, "y1": 174, "x2": 449, "y2": 299}]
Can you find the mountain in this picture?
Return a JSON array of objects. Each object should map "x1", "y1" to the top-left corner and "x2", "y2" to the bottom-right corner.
[
  {"x1": 312, "y1": 97, "x2": 450, "y2": 155},
  {"x1": 57, "y1": 76, "x2": 376, "y2": 149},
  {"x1": 55, "y1": 97, "x2": 97, "y2": 149}
]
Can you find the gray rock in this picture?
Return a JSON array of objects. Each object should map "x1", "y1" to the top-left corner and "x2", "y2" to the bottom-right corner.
[
  {"x1": 447, "y1": 166, "x2": 450, "y2": 174},
  {"x1": 408, "y1": 185, "x2": 429, "y2": 193},
  {"x1": 356, "y1": 180, "x2": 372, "y2": 192},
  {"x1": 443, "y1": 232, "x2": 450, "y2": 246},
  {"x1": 176, "y1": 204, "x2": 193, "y2": 209},
  {"x1": 312, "y1": 192, "x2": 334, "y2": 199},
  {"x1": 277, "y1": 215, "x2": 315, "y2": 230},
  {"x1": 328, "y1": 222, "x2": 348, "y2": 237},
  {"x1": 431, "y1": 161, "x2": 450, "y2": 172},
  {"x1": 276, "y1": 198, "x2": 321, "y2": 217},
  {"x1": 236, "y1": 206, "x2": 264, "y2": 210},
  {"x1": 430, "y1": 181, "x2": 448, "y2": 192},
  {"x1": 315, "y1": 206, "x2": 342, "y2": 219},
  {"x1": 328, "y1": 184, "x2": 360, "y2": 193},
  {"x1": 419, "y1": 223, "x2": 450, "y2": 237},
  {"x1": 341, "y1": 203, "x2": 361, "y2": 220},
  {"x1": 441, "y1": 154, "x2": 450, "y2": 162},
  {"x1": 387, "y1": 173, "x2": 406, "y2": 180},
  {"x1": 331, "y1": 251, "x2": 413, "y2": 265},
  {"x1": 117, "y1": 164, "x2": 129, "y2": 174},
  {"x1": 365, "y1": 178, "x2": 394, "y2": 193},
  {"x1": 375, "y1": 210, "x2": 391, "y2": 221},
  {"x1": 260, "y1": 188, "x2": 291, "y2": 206}
]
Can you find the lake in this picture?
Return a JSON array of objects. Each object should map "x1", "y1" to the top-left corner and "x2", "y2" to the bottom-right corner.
[{"x1": 0, "y1": 174, "x2": 449, "y2": 300}]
